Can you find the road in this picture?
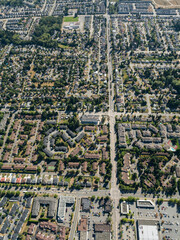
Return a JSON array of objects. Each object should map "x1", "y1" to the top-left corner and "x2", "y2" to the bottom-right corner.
[
  {"x1": 146, "y1": 94, "x2": 151, "y2": 114},
  {"x1": 49, "y1": 0, "x2": 56, "y2": 16},
  {"x1": 106, "y1": 10, "x2": 121, "y2": 240},
  {"x1": 69, "y1": 198, "x2": 80, "y2": 240},
  {"x1": 41, "y1": 0, "x2": 47, "y2": 12},
  {"x1": 80, "y1": 111, "x2": 180, "y2": 118},
  {"x1": 29, "y1": 120, "x2": 40, "y2": 162}
]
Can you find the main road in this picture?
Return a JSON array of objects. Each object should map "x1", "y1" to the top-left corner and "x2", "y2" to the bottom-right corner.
[
  {"x1": 69, "y1": 198, "x2": 81, "y2": 240},
  {"x1": 106, "y1": 9, "x2": 121, "y2": 239}
]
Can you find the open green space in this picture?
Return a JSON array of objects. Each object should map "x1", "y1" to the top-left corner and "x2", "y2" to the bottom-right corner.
[
  {"x1": 47, "y1": 166, "x2": 55, "y2": 171},
  {"x1": 63, "y1": 17, "x2": 79, "y2": 22},
  {"x1": 58, "y1": 43, "x2": 71, "y2": 49}
]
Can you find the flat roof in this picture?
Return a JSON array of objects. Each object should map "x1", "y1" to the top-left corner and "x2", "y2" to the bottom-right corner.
[
  {"x1": 137, "y1": 200, "x2": 155, "y2": 208},
  {"x1": 137, "y1": 220, "x2": 159, "y2": 240},
  {"x1": 138, "y1": 225, "x2": 159, "y2": 240},
  {"x1": 121, "y1": 201, "x2": 129, "y2": 214}
]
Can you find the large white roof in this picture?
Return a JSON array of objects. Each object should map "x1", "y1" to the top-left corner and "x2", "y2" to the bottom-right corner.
[{"x1": 138, "y1": 225, "x2": 159, "y2": 240}]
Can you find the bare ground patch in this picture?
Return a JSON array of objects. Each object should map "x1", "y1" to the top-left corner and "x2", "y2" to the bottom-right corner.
[
  {"x1": 169, "y1": 0, "x2": 180, "y2": 5},
  {"x1": 41, "y1": 82, "x2": 54, "y2": 87},
  {"x1": 154, "y1": 0, "x2": 171, "y2": 6},
  {"x1": 28, "y1": 64, "x2": 36, "y2": 79}
]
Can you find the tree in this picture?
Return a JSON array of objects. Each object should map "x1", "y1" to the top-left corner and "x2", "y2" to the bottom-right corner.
[
  {"x1": 68, "y1": 115, "x2": 80, "y2": 131},
  {"x1": 37, "y1": 166, "x2": 41, "y2": 174},
  {"x1": 156, "y1": 198, "x2": 163, "y2": 205},
  {"x1": 15, "y1": 191, "x2": 20, "y2": 196},
  {"x1": 91, "y1": 195, "x2": 95, "y2": 202},
  {"x1": 177, "y1": 179, "x2": 180, "y2": 192},
  {"x1": 174, "y1": 19, "x2": 180, "y2": 32},
  {"x1": 64, "y1": 7, "x2": 68, "y2": 16},
  {"x1": 106, "y1": 216, "x2": 112, "y2": 224},
  {"x1": 17, "y1": 234, "x2": 24, "y2": 240}
]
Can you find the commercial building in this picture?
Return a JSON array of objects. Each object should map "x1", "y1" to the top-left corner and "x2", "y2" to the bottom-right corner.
[
  {"x1": 137, "y1": 220, "x2": 159, "y2": 240},
  {"x1": 94, "y1": 224, "x2": 111, "y2": 240},
  {"x1": 121, "y1": 201, "x2": 129, "y2": 215},
  {"x1": 137, "y1": 200, "x2": 155, "y2": 208},
  {"x1": 57, "y1": 196, "x2": 75, "y2": 222},
  {"x1": 81, "y1": 198, "x2": 91, "y2": 212}
]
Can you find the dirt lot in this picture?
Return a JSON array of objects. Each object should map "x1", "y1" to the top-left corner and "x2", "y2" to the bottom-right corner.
[
  {"x1": 169, "y1": 0, "x2": 180, "y2": 5},
  {"x1": 152, "y1": 0, "x2": 180, "y2": 7},
  {"x1": 154, "y1": 0, "x2": 171, "y2": 6},
  {"x1": 41, "y1": 82, "x2": 54, "y2": 87}
]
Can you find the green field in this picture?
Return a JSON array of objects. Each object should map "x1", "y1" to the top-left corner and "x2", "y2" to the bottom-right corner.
[
  {"x1": 63, "y1": 17, "x2": 79, "y2": 22},
  {"x1": 47, "y1": 166, "x2": 55, "y2": 171},
  {"x1": 176, "y1": 139, "x2": 180, "y2": 150},
  {"x1": 58, "y1": 43, "x2": 70, "y2": 49}
]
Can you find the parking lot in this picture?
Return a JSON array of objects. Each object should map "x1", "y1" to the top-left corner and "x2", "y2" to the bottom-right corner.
[
  {"x1": 120, "y1": 200, "x2": 180, "y2": 240},
  {"x1": 159, "y1": 202, "x2": 180, "y2": 240},
  {"x1": 121, "y1": 223, "x2": 136, "y2": 240},
  {"x1": 75, "y1": 197, "x2": 111, "y2": 240},
  {"x1": 125, "y1": 200, "x2": 158, "y2": 220},
  {"x1": 63, "y1": 205, "x2": 74, "y2": 228}
]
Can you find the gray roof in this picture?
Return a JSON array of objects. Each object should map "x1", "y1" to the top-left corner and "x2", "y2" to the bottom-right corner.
[
  {"x1": 67, "y1": 129, "x2": 76, "y2": 138},
  {"x1": 31, "y1": 197, "x2": 57, "y2": 218},
  {"x1": 76, "y1": 132, "x2": 85, "y2": 143},
  {"x1": 0, "y1": 197, "x2": 7, "y2": 207},
  {"x1": 137, "y1": 219, "x2": 158, "y2": 226},
  {"x1": 14, "y1": 220, "x2": 23, "y2": 233},
  {"x1": 62, "y1": 132, "x2": 69, "y2": 141},
  {"x1": 59, "y1": 125, "x2": 67, "y2": 130},
  {"x1": 20, "y1": 209, "x2": 29, "y2": 222},
  {"x1": 11, "y1": 234, "x2": 18, "y2": 240},
  {"x1": 9, "y1": 203, "x2": 18, "y2": 216},
  {"x1": 81, "y1": 198, "x2": 91, "y2": 212},
  {"x1": 26, "y1": 197, "x2": 32, "y2": 208},
  {"x1": 55, "y1": 146, "x2": 68, "y2": 152},
  {"x1": 67, "y1": 139, "x2": 75, "y2": 147},
  {"x1": 1, "y1": 218, "x2": 10, "y2": 234},
  {"x1": 45, "y1": 127, "x2": 54, "y2": 135},
  {"x1": 43, "y1": 148, "x2": 53, "y2": 157},
  {"x1": 46, "y1": 120, "x2": 56, "y2": 125},
  {"x1": 95, "y1": 232, "x2": 111, "y2": 240},
  {"x1": 81, "y1": 115, "x2": 99, "y2": 124}
]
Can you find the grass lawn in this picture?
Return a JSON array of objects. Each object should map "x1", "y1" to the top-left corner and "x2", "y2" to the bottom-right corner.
[
  {"x1": 47, "y1": 166, "x2": 55, "y2": 171},
  {"x1": 7, "y1": 202, "x2": 14, "y2": 210},
  {"x1": 59, "y1": 176, "x2": 63, "y2": 181},
  {"x1": 64, "y1": 177, "x2": 71, "y2": 183},
  {"x1": 58, "y1": 43, "x2": 70, "y2": 49},
  {"x1": 63, "y1": 16, "x2": 79, "y2": 22},
  {"x1": 176, "y1": 139, "x2": 180, "y2": 150},
  {"x1": 126, "y1": 136, "x2": 131, "y2": 145}
]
